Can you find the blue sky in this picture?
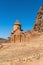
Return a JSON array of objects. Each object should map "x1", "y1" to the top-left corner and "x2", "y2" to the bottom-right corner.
[{"x1": 0, "y1": 0, "x2": 43, "y2": 39}]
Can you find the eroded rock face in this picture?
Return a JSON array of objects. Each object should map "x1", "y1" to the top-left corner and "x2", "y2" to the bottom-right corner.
[{"x1": 34, "y1": 6, "x2": 43, "y2": 32}]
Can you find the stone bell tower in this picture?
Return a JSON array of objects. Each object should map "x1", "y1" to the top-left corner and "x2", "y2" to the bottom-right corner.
[{"x1": 13, "y1": 20, "x2": 21, "y2": 31}]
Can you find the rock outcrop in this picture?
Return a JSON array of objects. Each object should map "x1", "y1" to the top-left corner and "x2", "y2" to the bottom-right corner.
[{"x1": 34, "y1": 6, "x2": 43, "y2": 32}]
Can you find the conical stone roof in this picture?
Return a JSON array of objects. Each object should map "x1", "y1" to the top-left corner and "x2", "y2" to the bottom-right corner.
[{"x1": 14, "y1": 20, "x2": 21, "y2": 25}]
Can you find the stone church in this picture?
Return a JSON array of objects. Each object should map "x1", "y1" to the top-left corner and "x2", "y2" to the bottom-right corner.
[{"x1": 8, "y1": 20, "x2": 31, "y2": 43}]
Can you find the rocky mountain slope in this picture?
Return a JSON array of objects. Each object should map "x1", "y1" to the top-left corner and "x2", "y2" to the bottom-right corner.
[{"x1": 0, "y1": 33, "x2": 43, "y2": 65}]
